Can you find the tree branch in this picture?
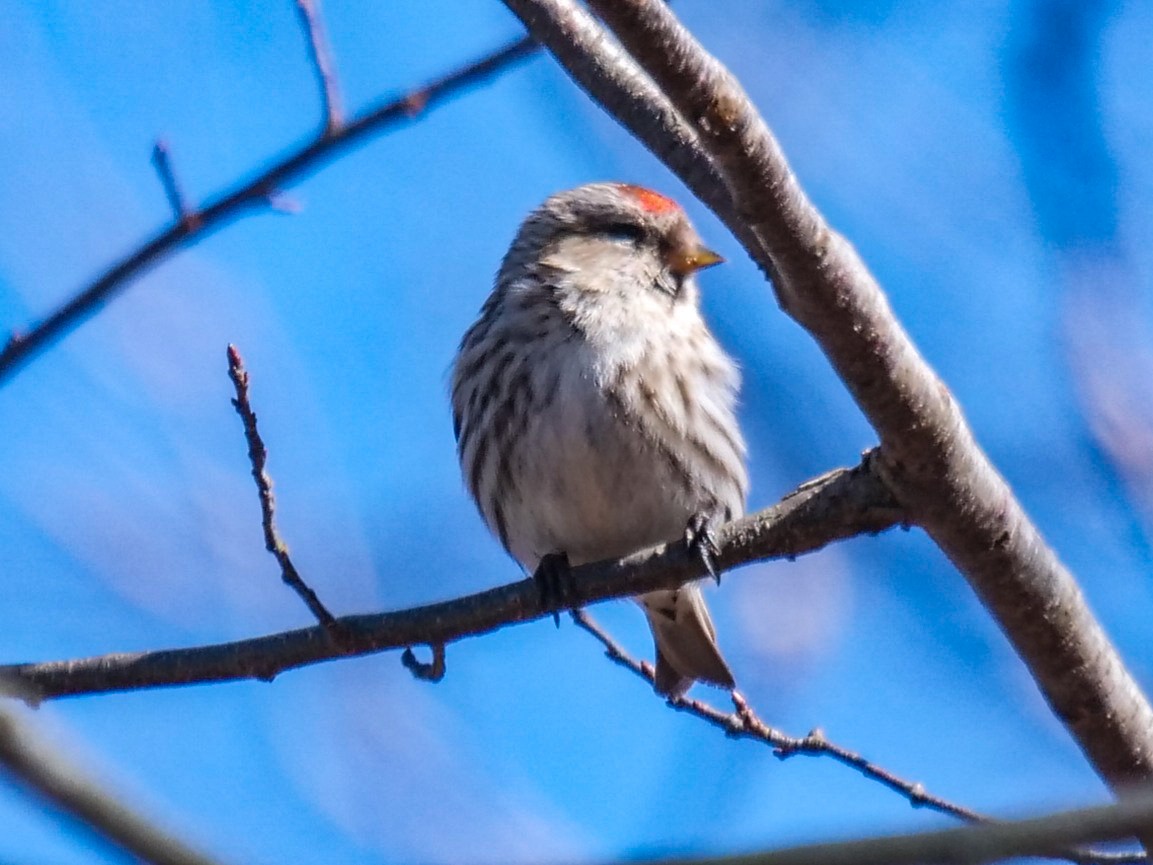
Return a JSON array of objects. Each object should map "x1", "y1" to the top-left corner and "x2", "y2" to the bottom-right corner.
[
  {"x1": 226, "y1": 345, "x2": 340, "y2": 634},
  {"x1": 501, "y1": 0, "x2": 1153, "y2": 806},
  {"x1": 573, "y1": 610, "x2": 983, "y2": 822},
  {"x1": 150, "y1": 140, "x2": 196, "y2": 227},
  {"x1": 648, "y1": 792, "x2": 1153, "y2": 865},
  {"x1": 0, "y1": 454, "x2": 900, "y2": 702},
  {"x1": 0, "y1": 704, "x2": 224, "y2": 865},
  {"x1": 573, "y1": 610, "x2": 1143, "y2": 865},
  {"x1": 0, "y1": 33, "x2": 539, "y2": 384}
]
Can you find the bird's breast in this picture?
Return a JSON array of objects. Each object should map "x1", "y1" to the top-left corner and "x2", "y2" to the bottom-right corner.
[{"x1": 498, "y1": 331, "x2": 747, "y2": 570}]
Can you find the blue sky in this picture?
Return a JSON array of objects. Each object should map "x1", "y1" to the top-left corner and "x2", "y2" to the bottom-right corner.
[{"x1": 1, "y1": 1, "x2": 1151, "y2": 862}]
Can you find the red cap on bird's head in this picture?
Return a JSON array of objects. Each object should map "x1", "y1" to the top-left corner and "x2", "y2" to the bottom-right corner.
[{"x1": 615, "y1": 184, "x2": 681, "y2": 216}]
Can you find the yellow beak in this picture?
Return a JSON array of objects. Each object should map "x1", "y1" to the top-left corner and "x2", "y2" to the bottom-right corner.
[{"x1": 668, "y1": 246, "x2": 725, "y2": 276}]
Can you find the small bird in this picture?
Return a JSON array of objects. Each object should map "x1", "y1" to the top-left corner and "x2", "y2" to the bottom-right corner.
[{"x1": 451, "y1": 182, "x2": 747, "y2": 697}]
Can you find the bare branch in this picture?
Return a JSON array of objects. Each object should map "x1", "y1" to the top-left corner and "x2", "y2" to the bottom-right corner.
[
  {"x1": 575, "y1": 611, "x2": 1143, "y2": 865},
  {"x1": 572, "y1": 609, "x2": 982, "y2": 821},
  {"x1": 0, "y1": 454, "x2": 900, "y2": 701},
  {"x1": 0, "y1": 704, "x2": 225, "y2": 865},
  {"x1": 0, "y1": 34, "x2": 539, "y2": 385},
  {"x1": 293, "y1": 0, "x2": 344, "y2": 133},
  {"x1": 647, "y1": 794, "x2": 1153, "y2": 865},
  {"x1": 502, "y1": 0, "x2": 1153, "y2": 805},
  {"x1": 226, "y1": 345, "x2": 341, "y2": 634},
  {"x1": 150, "y1": 140, "x2": 197, "y2": 227}
]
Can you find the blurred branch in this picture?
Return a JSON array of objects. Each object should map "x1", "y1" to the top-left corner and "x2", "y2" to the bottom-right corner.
[
  {"x1": 0, "y1": 32, "x2": 540, "y2": 384},
  {"x1": 0, "y1": 453, "x2": 901, "y2": 701},
  {"x1": 0, "y1": 704, "x2": 224, "y2": 865},
  {"x1": 1007, "y1": 3, "x2": 1153, "y2": 551},
  {"x1": 293, "y1": 0, "x2": 344, "y2": 133},
  {"x1": 1064, "y1": 279, "x2": 1153, "y2": 547},
  {"x1": 646, "y1": 793, "x2": 1153, "y2": 865},
  {"x1": 573, "y1": 611, "x2": 1143, "y2": 865},
  {"x1": 500, "y1": 0, "x2": 1153, "y2": 810},
  {"x1": 150, "y1": 140, "x2": 196, "y2": 227},
  {"x1": 226, "y1": 344, "x2": 341, "y2": 635}
]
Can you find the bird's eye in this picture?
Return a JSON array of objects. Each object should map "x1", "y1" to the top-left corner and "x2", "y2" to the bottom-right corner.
[{"x1": 600, "y1": 222, "x2": 647, "y2": 245}]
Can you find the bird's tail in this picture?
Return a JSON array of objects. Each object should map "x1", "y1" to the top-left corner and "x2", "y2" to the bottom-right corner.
[{"x1": 640, "y1": 584, "x2": 735, "y2": 698}]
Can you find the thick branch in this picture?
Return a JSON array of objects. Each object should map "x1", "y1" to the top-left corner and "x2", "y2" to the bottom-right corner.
[
  {"x1": 0, "y1": 34, "x2": 538, "y2": 384},
  {"x1": 504, "y1": 0, "x2": 1153, "y2": 801},
  {"x1": 0, "y1": 456, "x2": 900, "y2": 702},
  {"x1": 0, "y1": 705, "x2": 223, "y2": 865}
]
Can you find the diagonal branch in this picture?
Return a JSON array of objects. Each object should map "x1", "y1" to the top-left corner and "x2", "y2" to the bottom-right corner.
[
  {"x1": 573, "y1": 609, "x2": 984, "y2": 822},
  {"x1": 573, "y1": 611, "x2": 1144, "y2": 865},
  {"x1": 501, "y1": 0, "x2": 1153, "y2": 809},
  {"x1": 0, "y1": 454, "x2": 901, "y2": 702},
  {"x1": 0, "y1": 34, "x2": 539, "y2": 385},
  {"x1": 0, "y1": 704, "x2": 225, "y2": 865},
  {"x1": 647, "y1": 792, "x2": 1153, "y2": 865}
]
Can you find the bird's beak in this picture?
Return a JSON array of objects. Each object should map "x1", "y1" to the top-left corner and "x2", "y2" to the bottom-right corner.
[{"x1": 668, "y1": 246, "x2": 725, "y2": 276}]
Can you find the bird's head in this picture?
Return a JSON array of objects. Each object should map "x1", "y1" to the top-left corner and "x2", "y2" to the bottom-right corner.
[{"x1": 498, "y1": 182, "x2": 724, "y2": 308}]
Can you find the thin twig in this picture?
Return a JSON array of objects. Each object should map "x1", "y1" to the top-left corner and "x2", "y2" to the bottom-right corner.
[
  {"x1": 150, "y1": 140, "x2": 197, "y2": 227},
  {"x1": 0, "y1": 704, "x2": 225, "y2": 865},
  {"x1": 0, "y1": 34, "x2": 539, "y2": 384},
  {"x1": 571, "y1": 610, "x2": 1144, "y2": 865},
  {"x1": 226, "y1": 344, "x2": 341, "y2": 635},
  {"x1": 0, "y1": 455, "x2": 902, "y2": 701},
  {"x1": 293, "y1": 0, "x2": 343, "y2": 133},
  {"x1": 572, "y1": 610, "x2": 978, "y2": 819},
  {"x1": 401, "y1": 643, "x2": 446, "y2": 682}
]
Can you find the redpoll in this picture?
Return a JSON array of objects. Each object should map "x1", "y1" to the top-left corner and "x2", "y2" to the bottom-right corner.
[{"x1": 451, "y1": 183, "x2": 746, "y2": 697}]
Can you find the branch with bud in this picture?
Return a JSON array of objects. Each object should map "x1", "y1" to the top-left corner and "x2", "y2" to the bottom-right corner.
[{"x1": 0, "y1": 704, "x2": 222, "y2": 865}]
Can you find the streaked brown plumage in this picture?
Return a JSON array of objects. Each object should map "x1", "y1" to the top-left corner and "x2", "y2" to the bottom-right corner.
[{"x1": 451, "y1": 182, "x2": 747, "y2": 697}]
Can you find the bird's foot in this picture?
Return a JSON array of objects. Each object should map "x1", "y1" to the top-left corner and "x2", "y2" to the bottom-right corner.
[
  {"x1": 533, "y1": 552, "x2": 574, "y2": 628},
  {"x1": 685, "y1": 513, "x2": 722, "y2": 585}
]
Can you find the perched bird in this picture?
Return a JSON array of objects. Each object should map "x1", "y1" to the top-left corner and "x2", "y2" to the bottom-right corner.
[{"x1": 451, "y1": 182, "x2": 747, "y2": 697}]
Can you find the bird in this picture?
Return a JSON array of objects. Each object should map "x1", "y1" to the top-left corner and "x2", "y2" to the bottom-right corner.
[{"x1": 450, "y1": 182, "x2": 747, "y2": 698}]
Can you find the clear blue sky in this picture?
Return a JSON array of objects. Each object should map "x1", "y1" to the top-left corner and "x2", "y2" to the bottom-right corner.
[{"x1": 1, "y1": 1, "x2": 1151, "y2": 862}]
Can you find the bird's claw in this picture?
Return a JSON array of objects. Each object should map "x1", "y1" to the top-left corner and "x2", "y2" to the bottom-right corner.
[
  {"x1": 685, "y1": 513, "x2": 722, "y2": 584},
  {"x1": 533, "y1": 552, "x2": 573, "y2": 627}
]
